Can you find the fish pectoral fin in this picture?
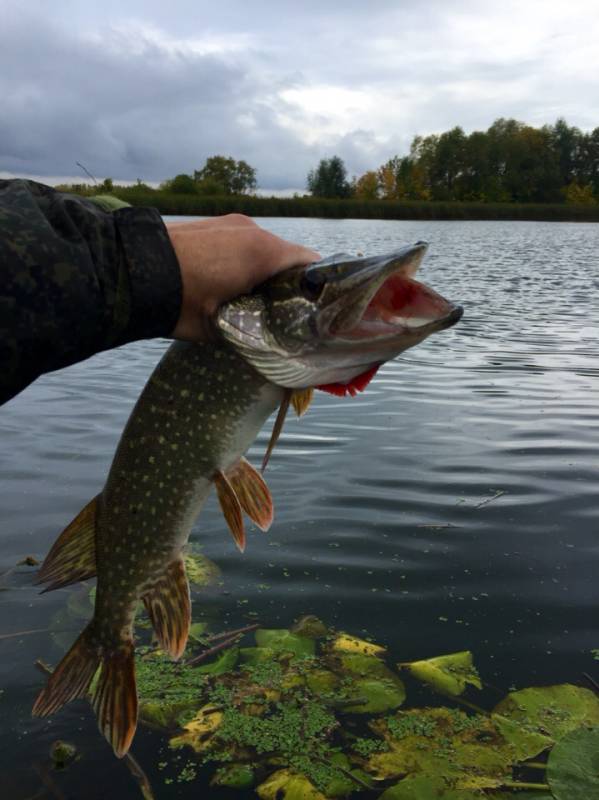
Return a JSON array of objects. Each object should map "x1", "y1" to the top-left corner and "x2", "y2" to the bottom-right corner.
[
  {"x1": 143, "y1": 558, "x2": 191, "y2": 660},
  {"x1": 214, "y1": 470, "x2": 246, "y2": 552},
  {"x1": 92, "y1": 639, "x2": 138, "y2": 758},
  {"x1": 35, "y1": 495, "x2": 99, "y2": 592},
  {"x1": 291, "y1": 388, "x2": 314, "y2": 417},
  {"x1": 226, "y1": 457, "x2": 274, "y2": 532}
]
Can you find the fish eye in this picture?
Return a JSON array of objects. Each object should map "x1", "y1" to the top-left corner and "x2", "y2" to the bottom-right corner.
[{"x1": 300, "y1": 269, "x2": 326, "y2": 300}]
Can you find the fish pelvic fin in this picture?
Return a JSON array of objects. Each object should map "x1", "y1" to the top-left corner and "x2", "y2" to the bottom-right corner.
[
  {"x1": 291, "y1": 388, "x2": 314, "y2": 417},
  {"x1": 91, "y1": 639, "x2": 138, "y2": 758},
  {"x1": 226, "y1": 458, "x2": 274, "y2": 532},
  {"x1": 35, "y1": 495, "x2": 98, "y2": 592},
  {"x1": 142, "y1": 558, "x2": 191, "y2": 660},
  {"x1": 32, "y1": 622, "x2": 101, "y2": 718},
  {"x1": 214, "y1": 470, "x2": 245, "y2": 552}
]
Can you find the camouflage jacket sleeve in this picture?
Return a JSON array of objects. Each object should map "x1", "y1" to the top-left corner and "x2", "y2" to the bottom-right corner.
[{"x1": 0, "y1": 179, "x2": 182, "y2": 405}]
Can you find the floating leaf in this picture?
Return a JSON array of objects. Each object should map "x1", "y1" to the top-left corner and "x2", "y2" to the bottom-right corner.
[
  {"x1": 211, "y1": 763, "x2": 255, "y2": 789},
  {"x1": 493, "y1": 684, "x2": 599, "y2": 740},
  {"x1": 184, "y1": 553, "x2": 220, "y2": 589},
  {"x1": 547, "y1": 725, "x2": 599, "y2": 800},
  {"x1": 188, "y1": 622, "x2": 209, "y2": 643},
  {"x1": 255, "y1": 628, "x2": 316, "y2": 658},
  {"x1": 290, "y1": 615, "x2": 329, "y2": 638},
  {"x1": 170, "y1": 704, "x2": 223, "y2": 752},
  {"x1": 342, "y1": 677, "x2": 405, "y2": 714},
  {"x1": 400, "y1": 651, "x2": 481, "y2": 697},
  {"x1": 334, "y1": 652, "x2": 394, "y2": 679},
  {"x1": 491, "y1": 712, "x2": 553, "y2": 761},
  {"x1": 305, "y1": 669, "x2": 339, "y2": 695},
  {"x1": 194, "y1": 646, "x2": 239, "y2": 675},
  {"x1": 380, "y1": 775, "x2": 484, "y2": 799},
  {"x1": 366, "y1": 708, "x2": 512, "y2": 788},
  {"x1": 331, "y1": 632, "x2": 386, "y2": 657},
  {"x1": 240, "y1": 646, "x2": 277, "y2": 665},
  {"x1": 256, "y1": 768, "x2": 327, "y2": 800}
]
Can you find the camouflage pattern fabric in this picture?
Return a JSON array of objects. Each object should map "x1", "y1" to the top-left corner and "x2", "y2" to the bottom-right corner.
[{"x1": 0, "y1": 180, "x2": 182, "y2": 405}]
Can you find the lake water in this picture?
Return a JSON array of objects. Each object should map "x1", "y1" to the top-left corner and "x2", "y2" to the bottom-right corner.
[{"x1": 1, "y1": 217, "x2": 598, "y2": 798}]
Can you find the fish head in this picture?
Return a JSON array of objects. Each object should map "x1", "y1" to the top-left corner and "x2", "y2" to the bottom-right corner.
[{"x1": 217, "y1": 242, "x2": 463, "y2": 391}]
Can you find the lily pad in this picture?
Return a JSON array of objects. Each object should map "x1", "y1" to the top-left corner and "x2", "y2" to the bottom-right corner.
[
  {"x1": 546, "y1": 725, "x2": 599, "y2": 800},
  {"x1": 194, "y1": 646, "x2": 239, "y2": 675},
  {"x1": 211, "y1": 763, "x2": 255, "y2": 789},
  {"x1": 343, "y1": 677, "x2": 406, "y2": 714},
  {"x1": 256, "y1": 768, "x2": 327, "y2": 800},
  {"x1": 334, "y1": 652, "x2": 395, "y2": 679},
  {"x1": 290, "y1": 615, "x2": 329, "y2": 638},
  {"x1": 493, "y1": 684, "x2": 599, "y2": 740},
  {"x1": 400, "y1": 651, "x2": 481, "y2": 697},
  {"x1": 365, "y1": 708, "x2": 513, "y2": 789},
  {"x1": 255, "y1": 628, "x2": 316, "y2": 658},
  {"x1": 184, "y1": 552, "x2": 220, "y2": 588},
  {"x1": 380, "y1": 775, "x2": 485, "y2": 799},
  {"x1": 170, "y1": 704, "x2": 223, "y2": 752},
  {"x1": 331, "y1": 632, "x2": 386, "y2": 657},
  {"x1": 491, "y1": 712, "x2": 553, "y2": 761}
]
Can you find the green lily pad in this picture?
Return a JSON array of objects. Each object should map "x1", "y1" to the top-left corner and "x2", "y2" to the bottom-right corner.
[
  {"x1": 305, "y1": 669, "x2": 339, "y2": 695},
  {"x1": 343, "y1": 677, "x2": 406, "y2": 714},
  {"x1": 188, "y1": 622, "x2": 209, "y2": 643},
  {"x1": 547, "y1": 725, "x2": 599, "y2": 800},
  {"x1": 400, "y1": 651, "x2": 481, "y2": 697},
  {"x1": 194, "y1": 646, "x2": 239, "y2": 675},
  {"x1": 366, "y1": 708, "x2": 512, "y2": 789},
  {"x1": 211, "y1": 763, "x2": 255, "y2": 789},
  {"x1": 491, "y1": 712, "x2": 553, "y2": 761},
  {"x1": 493, "y1": 684, "x2": 599, "y2": 740},
  {"x1": 255, "y1": 628, "x2": 316, "y2": 658},
  {"x1": 256, "y1": 768, "x2": 327, "y2": 799},
  {"x1": 239, "y1": 646, "x2": 277, "y2": 665},
  {"x1": 184, "y1": 552, "x2": 220, "y2": 588},
  {"x1": 380, "y1": 775, "x2": 485, "y2": 799},
  {"x1": 334, "y1": 652, "x2": 395, "y2": 679}
]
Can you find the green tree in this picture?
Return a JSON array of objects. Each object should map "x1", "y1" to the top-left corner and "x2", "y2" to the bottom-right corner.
[
  {"x1": 307, "y1": 156, "x2": 351, "y2": 198},
  {"x1": 166, "y1": 173, "x2": 198, "y2": 194},
  {"x1": 194, "y1": 156, "x2": 257, "y2": 194}
]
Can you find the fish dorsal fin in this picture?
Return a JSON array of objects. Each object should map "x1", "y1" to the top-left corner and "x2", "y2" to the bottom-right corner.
[
  {"x1": 261, "y1": 389, "x2": 292, "y2": 472},
  {"x1": 142, "y1": 558, "x2": 191, "y2": 660},
  {"x1": 291, "y1": 388, "x2": 314, "y2": 417},
  {"x1": 214, "y1": 470, "x2": 246, "y2": 552},
  {"x1": 226, "y1": 457, "x2": 274, "y2": 532},
  {"x1": 35, "y1": 495, "x2": 99, "y2": 592}
]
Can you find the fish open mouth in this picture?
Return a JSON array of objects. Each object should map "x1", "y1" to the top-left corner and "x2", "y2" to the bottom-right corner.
[{"x1": 332, "y1": 244, "x2": 463, "y2": 340}]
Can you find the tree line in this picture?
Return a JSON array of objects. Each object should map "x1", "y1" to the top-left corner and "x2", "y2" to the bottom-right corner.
[{"x1": 312, "y1": 118, "x2": 599, "y2": 205}]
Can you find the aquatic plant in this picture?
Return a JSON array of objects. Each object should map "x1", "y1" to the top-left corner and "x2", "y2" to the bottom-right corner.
[{"x1": 131, "y1": 614, "x2": 599, "y2": 798}]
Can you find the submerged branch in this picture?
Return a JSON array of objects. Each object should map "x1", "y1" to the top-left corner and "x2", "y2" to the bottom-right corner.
[{"x1": 185, "y1": 633, "x2": 242, "y2": 667}]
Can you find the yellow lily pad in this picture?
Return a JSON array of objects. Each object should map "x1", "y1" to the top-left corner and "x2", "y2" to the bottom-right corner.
[
  {"x1": 256, "y1": 769, "x2": 327, "y2": 800},
  {"x1": 331, "y1": 632, "x2": 386, "y2": 657},
  {"x1": 400, "y1": 651, "x2": 482, "y2": 697},
  {"x1": 170, "y1": 704, "x2": 223, "y2": 752}
]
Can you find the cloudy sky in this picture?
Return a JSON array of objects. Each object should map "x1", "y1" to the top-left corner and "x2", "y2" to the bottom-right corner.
[{"x1": 1, "y1": 0, "x2": 598, "y2": 192}]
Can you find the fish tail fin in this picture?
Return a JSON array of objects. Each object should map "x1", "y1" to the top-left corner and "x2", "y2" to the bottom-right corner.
[
  {"x1": 92, "y1": 639, "x2": 138, "y2": 758},
  {"x1": 32, "y1": 622, "x2": 101, "y2": 718},
  {"x1": 143, "y1": 557, "x2": 191, "y2": 660},
  {"x1": 33, "y1": 623, "x2": 138, "y2": 758},
  {"x1": 35, "y1": 495, "x2": 99, "y2": 592}
]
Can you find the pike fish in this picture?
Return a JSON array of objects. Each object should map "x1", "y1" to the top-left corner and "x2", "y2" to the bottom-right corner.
[{"x1": 33, "y1": 242, "x2": 462, "y2": 757}]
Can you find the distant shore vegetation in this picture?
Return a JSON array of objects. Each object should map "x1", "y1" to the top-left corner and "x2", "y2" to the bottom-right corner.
[{"x1": 57, "y1": 118, "x2": 599, "y2": 221}]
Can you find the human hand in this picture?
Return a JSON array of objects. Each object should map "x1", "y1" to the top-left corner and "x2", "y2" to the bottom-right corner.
[{"x1": 166, "y1": 215, "x2": 320, "y2": 341}]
